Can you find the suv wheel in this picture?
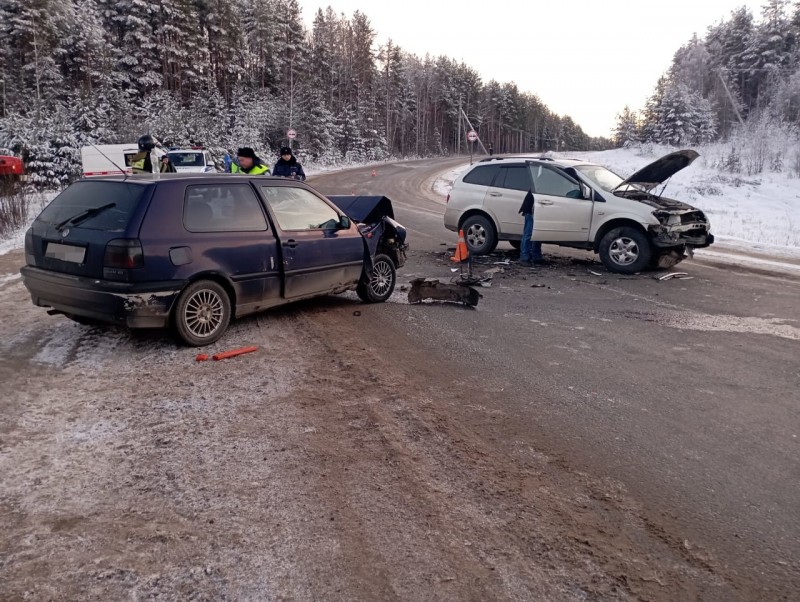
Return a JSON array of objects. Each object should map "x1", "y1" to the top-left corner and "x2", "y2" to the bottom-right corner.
[
  {"x1": 357, "y1": 253, "x2": 396, "y2": 303},
  {"x1": 173, "y1": 280, "x2": 231, "y2": 346},
  {"x1": 461, "y1": 215, "x2": 497, "y2": 255},
  {"x1": 598, "y1": 227, "x2": 652, "y2": 274}
]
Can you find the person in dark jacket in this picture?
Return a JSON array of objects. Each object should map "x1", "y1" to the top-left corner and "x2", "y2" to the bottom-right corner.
[
  {"x1": 518, "y1": 189, "x2": 543, "y2": 265},
  {"x1": 272, "y1": 146, "x2": 306, "y2": 181},
  {"x1": 231, "y1": 147, "x2": 269, "y2": 175}
]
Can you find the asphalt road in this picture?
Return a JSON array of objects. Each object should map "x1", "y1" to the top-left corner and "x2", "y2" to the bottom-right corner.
[
  {"x1": 311, "y1": 158, "x2": 800, "y2": 599},
  {"x1": 1, "y1": 160, "x2": 798, "y2": 600}
]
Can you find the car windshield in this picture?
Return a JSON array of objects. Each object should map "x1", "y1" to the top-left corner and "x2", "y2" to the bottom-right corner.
[
  {"x1": 573, "y1": 165, "x2": 640, "y2": 192},
  {"x1": 168, "y1": 152, "x2": 205, "y2": 167}
]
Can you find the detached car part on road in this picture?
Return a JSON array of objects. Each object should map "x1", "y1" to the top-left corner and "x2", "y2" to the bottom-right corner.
[
  {"x1": 444, "y1": 150, "x2": 714, "y2": 273},
  {"x1": 20, "y1": 175, "x2": 407, "y2": 346}
]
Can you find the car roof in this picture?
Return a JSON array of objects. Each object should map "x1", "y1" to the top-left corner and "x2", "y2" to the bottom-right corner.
[
  {"x1": 469, "y1": 156, "x2": 591, "y2": 169},
  {"x1": 80, "y1": 173, "x2": 286, "y2": 183}
]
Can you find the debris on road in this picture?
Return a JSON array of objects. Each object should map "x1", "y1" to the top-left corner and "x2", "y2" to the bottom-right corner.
[
  {"x1": 655, "y1": 272, "x2": 692, "y2": 281},
  {"x1": 196, "y1": 354, "x2": 209, "y2": 362},
  {"x1": 408, "y1": 278, "x2": 481, "y2": 306},
  {"x1": 212, "y1": 346, "x2": 259, "y2": 361},
  {"x1": 588, "y1": 270, "x2": 604, "y2": 277}
]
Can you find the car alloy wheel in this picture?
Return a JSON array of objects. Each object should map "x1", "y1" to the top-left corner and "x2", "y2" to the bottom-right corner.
[
  {"x1": 370, "y1": 256, "x2": 394, "y2": 298},
  {"x1": 465, "y1": 223, "x2": 486, "y2": 249},
  {"x1": 184, "y1": 288, "x2": 225, "y2": 337},
  {"x1": 174, "y1": 280, "x2": 232, "y2": 346},
  {"x1": 609, "y1": 236, "x2": 640, "y2": 266}
]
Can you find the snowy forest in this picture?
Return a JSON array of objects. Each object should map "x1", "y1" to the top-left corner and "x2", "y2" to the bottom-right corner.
[
  {"x1": 615, "y1": 1, "x2": 800, "y2": 176},
  {"x1": 0, "y1": 0, "x2": 609, "y2": 187}
]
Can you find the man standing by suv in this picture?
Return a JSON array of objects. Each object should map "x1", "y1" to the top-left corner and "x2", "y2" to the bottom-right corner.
[{"x1": 518, "y1": 189, "x2": 543, "y2": 265}]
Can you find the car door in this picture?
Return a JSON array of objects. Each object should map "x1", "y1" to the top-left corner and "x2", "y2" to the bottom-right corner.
[
  {"x1": 483, "y1": 164, "x2": 531, "y2": 237},
  {"x1": 530, "y1": 164, "x2": 593, "y2": 242},
  {"x1": 179, "y1": 182, "x2": 282, "y2": 313},
  {"x1": 259, "y1": 184, "x2": 364, "y2": 300}
]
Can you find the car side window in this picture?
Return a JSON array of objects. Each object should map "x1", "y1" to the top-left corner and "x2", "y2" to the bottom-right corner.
[
  {"x1": 462, "y1": 165, "x2": 500, "y2": 187},
  {"x1": 184, "y1": 184, "x2": 268, "y2": 232},
  {"x1": 530, "y1": 164, "x2": 582, "y2": 198},
  {"x1": 498, "y1": 166, "x2": 531, "y2": 192},
  {"x1": 261, "y1": 186, "x2": 341, "y2": 231}
]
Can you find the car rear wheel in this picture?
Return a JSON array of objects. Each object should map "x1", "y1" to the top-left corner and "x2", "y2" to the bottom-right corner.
[
  {"x1": 461, "y1": 214, "x2": 497, "y2": 255},
  {"x1": 598, "y1": 227, "x2": 652, "y2": 274},
  {"x1": 173, "y1": 280, "x2": 231, "y2": 346},
  {"x1": 357, "y1": 253, "x2": 396, "y2": 303}
]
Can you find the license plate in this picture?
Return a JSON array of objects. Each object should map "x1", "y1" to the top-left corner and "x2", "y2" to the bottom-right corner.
[{"x1": 45, "y1": 242, "x2": 86, "y2": 263}]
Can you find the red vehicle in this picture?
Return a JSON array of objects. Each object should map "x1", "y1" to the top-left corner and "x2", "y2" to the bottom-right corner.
[{"x1": 0, "y1": 155, "x2": 25, "y2": 179}]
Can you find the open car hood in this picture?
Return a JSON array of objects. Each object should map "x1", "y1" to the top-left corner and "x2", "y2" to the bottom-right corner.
[
  {"x1": 614, "y1": 149, "x2": 700, "y2": 193},
  {"x1": 327, "y1": 195, "x2": 395, "y2": 223}
]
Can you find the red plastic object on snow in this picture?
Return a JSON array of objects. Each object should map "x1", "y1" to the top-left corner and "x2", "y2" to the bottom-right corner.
[
  {"x1": 212, "y1": 346, "x2": 258, "y2": 361},
  {"x1": 0, "y1": 155, "x2": 24, "y2": 178}
]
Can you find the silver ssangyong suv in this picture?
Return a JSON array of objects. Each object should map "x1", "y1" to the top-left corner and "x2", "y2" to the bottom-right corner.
[{"x1": 443, "y1": 150, "x2": 714, "y2": 273}]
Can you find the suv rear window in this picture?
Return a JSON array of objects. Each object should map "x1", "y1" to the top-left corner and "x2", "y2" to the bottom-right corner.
[
  {"x1": 462, "y1": 165, "x2": 500, "y2": 186},
  {"x1": 496, "y1": 166, "x2": 531, "y2": 191},
  {"x1": 37, "y1": 181, "x2": 148, "y2": 231}
]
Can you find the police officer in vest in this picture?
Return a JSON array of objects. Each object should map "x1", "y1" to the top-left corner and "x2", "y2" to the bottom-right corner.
[
  {"x1": 130, "y1": 134, "x2": 162, "y2": 174},
  {"x1": 231, "y1": 148, "x2": 270, "y2": 175}
]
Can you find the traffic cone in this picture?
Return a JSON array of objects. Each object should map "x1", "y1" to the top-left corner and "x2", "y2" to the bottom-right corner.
[
  {"x1": 451, "y1": 229, "x2": 469, "y2": 262},
  {"x1": 371, "y1": 169, "x2": 377, "y2": 177}
]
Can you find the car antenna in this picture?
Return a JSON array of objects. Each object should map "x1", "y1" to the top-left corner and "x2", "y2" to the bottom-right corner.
[{"x1": 90, "y1": 142, "x2": 130, "y2": 181}]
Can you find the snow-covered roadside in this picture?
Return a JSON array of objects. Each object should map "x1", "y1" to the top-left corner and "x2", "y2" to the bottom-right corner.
[
  {"x1": 432, "y1": 163, "x2": 470, "y2": 200},
  {"x1": 0, "y1": 193, "x2": 53, "y2": 256}
]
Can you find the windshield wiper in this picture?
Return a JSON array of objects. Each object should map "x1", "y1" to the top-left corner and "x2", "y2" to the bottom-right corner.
[{"x1": 56, "y1": 203, "x2": 116, "y2": 231}]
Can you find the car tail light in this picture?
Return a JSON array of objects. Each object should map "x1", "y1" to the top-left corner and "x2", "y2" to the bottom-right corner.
[{"x1": 103, "y1": 238, "x2": 143, "y2": 280}]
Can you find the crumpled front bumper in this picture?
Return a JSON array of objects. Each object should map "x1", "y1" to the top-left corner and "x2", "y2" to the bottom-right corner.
[{"x1": 650, "y1": 224, "x2": 714, "y2": 249}]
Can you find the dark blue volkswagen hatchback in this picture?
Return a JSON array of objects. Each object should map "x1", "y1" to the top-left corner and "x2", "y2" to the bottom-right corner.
[{"x1": 21, "y1": 174, "x2": 407, "y2": 345}]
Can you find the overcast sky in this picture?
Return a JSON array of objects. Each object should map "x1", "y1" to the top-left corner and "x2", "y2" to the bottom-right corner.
[{"x1": 299, "y1": 0, "x2": 767, "y2": 138}]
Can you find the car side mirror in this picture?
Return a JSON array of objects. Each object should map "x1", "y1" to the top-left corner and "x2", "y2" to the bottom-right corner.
[
  {"x1": 339, "y1": 215, "x2": 351, "y2": 229},
  {"x1": 580, "y1": 182, "x2": 592, "y2": 201}
]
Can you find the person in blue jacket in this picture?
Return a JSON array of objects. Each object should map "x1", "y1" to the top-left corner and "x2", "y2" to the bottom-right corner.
[{"x1": 272, "y1": 146, "x2": 306, "y2": 181}]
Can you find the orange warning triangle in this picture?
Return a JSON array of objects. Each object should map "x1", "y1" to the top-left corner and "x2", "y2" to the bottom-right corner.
[{"x1": 451, "y1": 229, "x2": 469, "y2": 262}]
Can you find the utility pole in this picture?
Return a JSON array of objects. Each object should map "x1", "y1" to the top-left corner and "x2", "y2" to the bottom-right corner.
[
  {"x1": 457, "y1": 97, "x2": 462, "y2": 155},
  {"x1": 460, "y1": 107, "x2": 488, "y2": 155},
  {"x1": 717, "y1": 70, "x2": 745, "y2": 127}
]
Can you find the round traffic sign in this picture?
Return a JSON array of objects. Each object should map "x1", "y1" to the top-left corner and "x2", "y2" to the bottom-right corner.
[
  {"x1": 467, "y1": 130, "x2": 478, "y2": 142},
  {"x1": 287, "y1": 129, "x2": 297, "y2": 140}
]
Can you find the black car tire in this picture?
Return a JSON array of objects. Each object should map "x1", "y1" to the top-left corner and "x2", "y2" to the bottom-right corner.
[
  {"x1": 173, "y1": 280, "x2": 231, "y2": 346},
  {"x1": 598, "y1": 227, "x2": 652, "y2": 274},
  {"x1": 461, "y1": 215, "x2": 498, "y2": 255},
  {"x1": 357, "y1": 253, "x2": 396, "y2": 303}
]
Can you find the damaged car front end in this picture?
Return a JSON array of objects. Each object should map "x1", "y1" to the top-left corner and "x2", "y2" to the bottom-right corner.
[{"x1": 327, "y1": 195, "x2": 409, "y2": 269}]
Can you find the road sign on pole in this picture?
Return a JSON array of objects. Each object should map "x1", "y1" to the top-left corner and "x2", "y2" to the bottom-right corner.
[{"x1": 467, "y1": 130, "x2": 478, "y2": 164}]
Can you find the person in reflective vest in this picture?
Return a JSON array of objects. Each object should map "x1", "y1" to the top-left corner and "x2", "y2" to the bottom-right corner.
[
  {"x1": 231, "y1": 148, "x2": 270, "y2": 175},
  {"x1": 130, "y1": 134, "x2": 158, "y2": 174}
]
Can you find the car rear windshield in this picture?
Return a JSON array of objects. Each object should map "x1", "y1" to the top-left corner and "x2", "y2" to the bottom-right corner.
[
  {"x1": 168, "y1": 152, "x2": 205, "y2": 167},
  {"x1": 37, "y1": 181, "x2": 148, "y2": 231}
]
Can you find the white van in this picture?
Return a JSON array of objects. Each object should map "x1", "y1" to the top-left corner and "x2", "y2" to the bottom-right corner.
[{"x1": 81, "y1": 144, "x2": 165, "y2": 177}]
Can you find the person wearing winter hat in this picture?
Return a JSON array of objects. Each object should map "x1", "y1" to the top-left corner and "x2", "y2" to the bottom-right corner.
[
  {"x1": 272, "y1": 146, "x2": 306, "y2": 181},
  {"x1": 231, "y1": 147, "x2": 270, "y2": 175}
]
